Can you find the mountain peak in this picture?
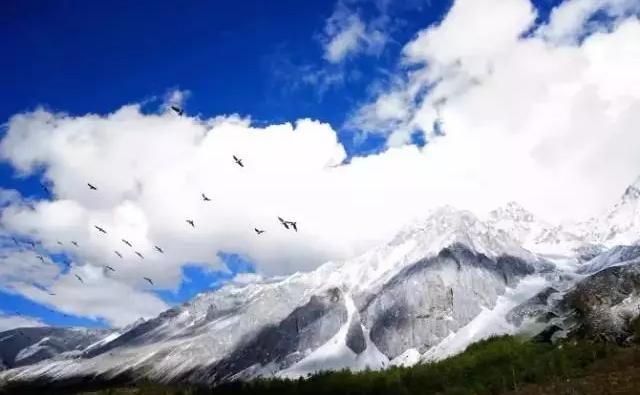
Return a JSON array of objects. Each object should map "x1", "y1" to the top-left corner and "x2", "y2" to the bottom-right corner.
[
  {"x1": 622, "y1": 176, "x2": 640, "y2": 201},
  {"x1": 489, "y1": 201, "x2": 535, "y2": 223}
]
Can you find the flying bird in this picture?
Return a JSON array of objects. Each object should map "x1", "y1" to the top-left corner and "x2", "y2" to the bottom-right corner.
[
  {"x1": 154, "y1": 246, "x2": 164, "y2": 254},
  {"x1": 114, "y1": 250, "x2": 123, "y2": 259},
  {"x1": 105, "y1": 265, "x2": 116, "y2": 272},
  {"x1": 37, "y1": 255, "x2": 45, "y2": 264},
  {"x1": 71, "y1": 241, "x2": 79, "y2": 247},
  {"x1": 233, "y1": 155, "x2": 244, "y2": 167},
  {"x1": 143, "y1": 277, "x2": 154, "y2": 285},
  {"x1": 254, "y1": 228, "x2": 265, "y2": 235},
  {"x1": 48, "y1": 291, "x2": 56, "y2": 296},
  {"x1": 121, "y1": 239, "x2": 133, "y2": 247},
  {"x1": 87, "y1": 183, "x2": 97, "y2": 190},
  {"x1": 288, "y1": 221, "x2": 298, "y2": 232},
  {"x1": 186, "y1": 219, "x2": 195, "y2": 228},
  {"x1": 40, "y1": 183, "x2": 50, "y2": 194},
  {"x1": 27, "y1": 241, "x2": 36, "y2": 248},
  {"x1": 94, "y1": 225, "x2": 107, "y2": 234},
  {"x1": 57, "y1": 241, "x2": 63, "y2": 246},
  {"x1": 75, "y1": 274, "x2": 84, "y2": 284},
  {"x1": 135, "y1": 251, "x2": 144, "y2": 259},
  {"x1": 170, "y1": 105, "x2": 184, "y2": 116},
  {"x1": 278, "y1": 217, "x2": 290, "y2": 230},
  {"x1": 202, "y1": 193, "x2": 211, "y2": 202}
]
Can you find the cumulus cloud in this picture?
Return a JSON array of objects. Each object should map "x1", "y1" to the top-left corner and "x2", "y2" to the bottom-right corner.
[
  {"x1": 350, "y1": 0, "x2": 640, "y2": 219},
  {"x1": 2, "y1": 0, "x2": 640, "y2": 327},
  {"x1": 0, "y1": 311, "x2": 44, "y2": 331}
]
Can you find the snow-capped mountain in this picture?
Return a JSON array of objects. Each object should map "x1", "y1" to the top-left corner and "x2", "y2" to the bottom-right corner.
[
  {"x1": 3, "y1": 178, "x2": 640, "y2": 390},
  {"x1": 0, "y1": 327, "x2": 113, "y2": 371}
]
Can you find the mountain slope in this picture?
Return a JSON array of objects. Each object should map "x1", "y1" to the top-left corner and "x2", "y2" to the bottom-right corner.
[{"x1": 4, "y1": 178, "x2": 640, "y2": 389}]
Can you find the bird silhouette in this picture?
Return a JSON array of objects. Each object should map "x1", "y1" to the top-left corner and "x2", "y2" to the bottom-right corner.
[
  {"x1": 278, "y1": 217, "x2": 290, "y2": 230},
  {"x1": 94, "y1": 225, "x2": 107, "y2": 234},
  {"x1": 154, "y1": 246, "x2": 164, "y2": 254},
  {"x1": 87, "y1": 183, "x2": 97, "y2": 190},
  {"x1": 48, "y1": 291, "x2": 56, "y2": 296},
  {"x1": 170, "y1": 105, "x2": 184, "y2": 116},
  {"x1": 135, "y1": 251, "x2": 144, "y2": 259},
  {"x1": 27, "y1": 240, "x2": 36, "y2": 248},
  {"x1": 143, "y1": 277, "x2": 154, "y2": 285},
  {"x1": 40, "y1": 183, "x2": 50, "y2": 194},
  {"x1": 186, "y1": 219, "x2": 195, "y2": 228},
  {"x1": 202, "y1": 193, "x2": 212, "y2": 202},
  {"x1": 36, "y1": 255, "x2": 45, "y2": 264},
  {"x1": 75, "y1": 274, "x2": 84, "y2": 283},
  {"x1": 288, "y1": 221, "x2": 298, "y2": 232},
  {"x1": 254, "y1": 228, "x2": 265, "y2": 235},
  {"x1": 121, "y1": 239, "x2": 133, "y2": 247},
  {"x1": 71, "y1": 241, "x2": 79, "y2": 247},
  {"x1": 233, "y1": 155, "x2": 244, "y2": 167},
  {"x1": 114, "y1": 251, "x2": 123, "y2": 259},
  {"x1": 57, "y1": 241, "x2": 63, "y2": 246},
  {"x1": 105, "y1": 265, "x2": 116, "y2": 272}
]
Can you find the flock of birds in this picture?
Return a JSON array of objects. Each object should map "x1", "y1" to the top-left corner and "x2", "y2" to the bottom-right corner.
[{"x1": 9, "y1": 105, "x2": 299, "y2": 299}]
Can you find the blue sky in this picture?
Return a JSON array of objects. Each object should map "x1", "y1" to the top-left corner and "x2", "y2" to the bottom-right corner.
[
  {"x1": 3, "y1": 0, "x2": 634, "y2": 330},
  {"x1": 0, "y1": 0, "x2": 455, "y2": 328}
]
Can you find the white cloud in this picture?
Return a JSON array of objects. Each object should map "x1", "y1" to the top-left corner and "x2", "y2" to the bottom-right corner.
[
  {"x1": 0, "y1": 311, "x2": 44, "y2": 331},
  {"x1": 350, "y1": 0, "x2": 640, "y2": 219},
  {"x1": 538, "y1": 0, "x2": 640, "y2": 44},
  {"x1": 322, "y1": 1, "x2": 388, "y2": 63}
]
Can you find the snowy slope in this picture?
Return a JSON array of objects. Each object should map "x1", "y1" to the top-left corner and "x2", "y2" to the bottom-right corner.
[{"x1": 5, "y1": 177, "x2": 640, "y2": 388}]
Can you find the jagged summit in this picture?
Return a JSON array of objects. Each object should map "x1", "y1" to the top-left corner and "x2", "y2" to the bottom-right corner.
[{"x1": 622, "y1": 176, "x2": 640, "y2": 201}]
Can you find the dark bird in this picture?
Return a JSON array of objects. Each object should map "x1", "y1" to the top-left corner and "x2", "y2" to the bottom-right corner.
[
  {"x1": 143, "y1": 277, "x2": 154, "y2": 285},
  {"x1": 36, "y1": 255, "x2": 45, "y2": 264},
  {"x1": 71, "y1": 241, "x2": 79, "y2": 247},
  {"x1": 233, "y1": 155, "x2": 244, "y2": 167},
  {"x1": 278, "y1": 216, "x2": 290, "y2": 230},
  {"x1": 57, "y1": 241, "x2": 63, "y2": 246},
  {"x1": 288, "y1": 221, "x2": 298, "y2": 232},
  {"x1": 121, "y1": 239, "x2": 133, "y2": 247},
  {"x1": 135, "y1": 251, "x2": 144, "y2": 259},
  {"x1": 75, "y1": 274, "x2": 84, "y2": 284},
  {"x1": 170, "y1": 105, "x2": 184, "y2": 116},
  {"x1": 40, "y1": 183, "x2": 50, "y2": 194},
  {"x1": 94, "y1": 225, "x2": 107, "y2": 234},
  {"x1": 186, "y1": 219, "x2": 195, "y2": 228},
  {"x1": 87, "y1": 183, "x2": 97, "y2": 190},
  {"x1": 105, "y1": 265, "x2": 116, "y2": 272},
  {"x1": 202, "y1": 193, "x2": 211, "y2": 202},
  {"x1": 27, "y1": 241, "x2": 35, "y2": 248},
  {"x1": 114, "y1": 250, "x2": 123, "y2": 259},
  {"x1": 154, "y1": 246, "x2": 164, "y2": 254},
  {"x1": 254, "y1": 228, "x2": 265, "y2": 235},
  {"x1": 48, "y1": 291, "x2": 56, "y2": 296}
]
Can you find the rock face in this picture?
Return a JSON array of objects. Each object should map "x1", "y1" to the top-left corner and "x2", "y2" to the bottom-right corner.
[
  {"x1": 360, "y1": 244, "x2": 537, "y2": 358},
  {"x1": 565, "y1": 261, "x2": 640, "y2": 342},
  {"x1": 0, "y1": 327, "x2": 113, "y2": 371},
  {"x1": 4, "y1": 178, "x2": 640, "y2": 389}
]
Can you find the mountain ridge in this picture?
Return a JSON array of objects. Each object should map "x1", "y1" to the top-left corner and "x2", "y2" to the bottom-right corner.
[{"x1": 3, "y1": 177, "x2": 640, "y2": 388}]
